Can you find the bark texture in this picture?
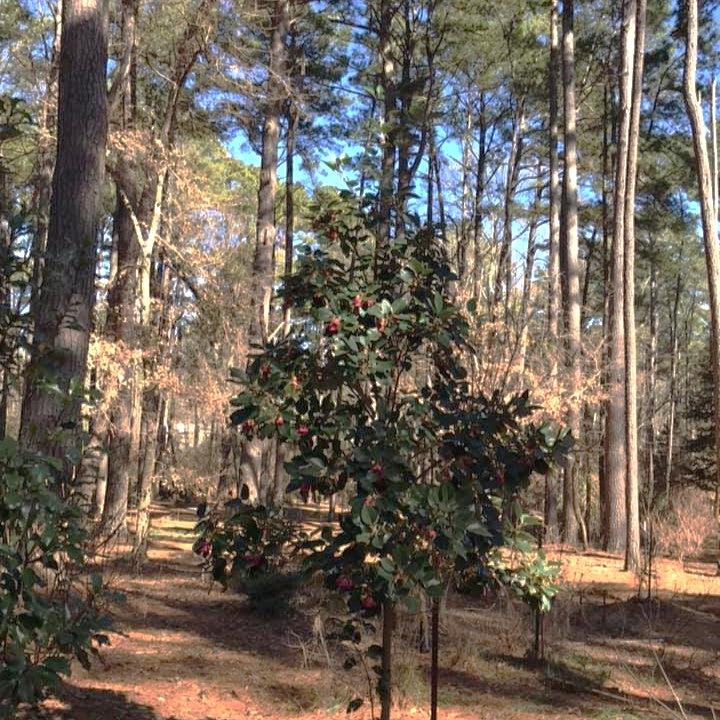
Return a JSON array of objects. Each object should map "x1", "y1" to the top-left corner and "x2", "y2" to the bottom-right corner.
[{"x1": 20, "y1": 0, "x2": 108, "y2": 462}]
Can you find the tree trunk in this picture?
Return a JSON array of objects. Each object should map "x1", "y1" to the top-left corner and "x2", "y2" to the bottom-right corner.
[
  {"x1": 380, "y1": 601, "x2": 395, "y2": 720},
  {"x1": 560, "y1": 0, "x2": 582, "y2": 546},
  {"x1": 472, "y1": 94, "x2": 487, "y2": 306},
  {"x1": 29, "y1": 0, "x2": 62, "y2": 328},
  {"x1": 665, "y1": 270, "x2": 682, "y2": 499},
  {"x1": 545, "y1": 3, "x2": 562, "y2": 542},
  {"x1": 493, "y1": 100, "x2": 524, "y2": 320},
  {"x1": 516, "y1": 165, "x2": 542, "y2": 378},
  {"x1": 20, "y1": 0, "x2": 108, "y2": 463},
  {"x1": 272, "y1": 99, "x2": 299, "y2": 504},
  {"x1": 683, "y1": 0, "x2": 720, "y2": 520},
  {"x1": 133, "y1": 388, "x2": 161, "y2": 557},
  {"x1": 599, "y1": 80, "x2": 611, "y2": 539},
  {"x1": 605, "y1": 0, "x2": 639, "y2": 554},
  {"x1": 99, "y1": 0, "x2": 143, "y2": 532},
  {"x1": 646, "y1": 239, "x2": 658, "y2": 508},
  {"x1": 377, "y1": 0, "x2": 396, "y2": 255},
  {"x1": 99, "y1": 190, "x2": 143, "y2": 538},
  {"x1": 239, "y1": 0, "x2": 289, "y2": 506},
  {"x1": 623, "y1": 0, "x2": 646, "y2": 573}
]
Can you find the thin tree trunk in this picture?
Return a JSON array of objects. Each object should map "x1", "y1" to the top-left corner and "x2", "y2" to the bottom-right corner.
[
  {"x1": 377, "y1": 0, "x2": 395, "y2": 255},
  {"x1": 20, "y1": 0, "x2": 108, "y2": 463},
  {"x1": 472, "y1": 94, "x2": 487, "y2": 305},
  {"x1": 665, "y1": 270, "x2": 682, "y2": 499},
  {"x1": 493, "y1": 100, "x2": 524, "y2": 320},
  {"x1": 133, "y1": 389, "x2": 161, "y2": 557},
  {"x1": 29, "y1": 1, "x2": 62, "y2": 325},
  {"x1": 683, "y1": 0, "x2": 720, "y2": 519},
  {"x1": 239, "y1": 0, "x2": 289, "y2": 506},
  {"x1": 599, "y1": 80, "x2": 612, "y2": 540},
  {"x1": 560, "y1": 0, "x2": 583, "y2": 546},
  {"x1": 646, "y1": 239, "x2": 658, "y2": 508},
  {"x1": 517, "y1": 165, "x2": 542, "y2": 378},
  {"x1": 605, "y1": 0, "x2": 638, "y2": 554},
  {"x1": 546, "y1": 3, "x2": 562, "y2": 541},
  {"x1": 0, "y1": 156, "x2": 12, "y2": 439},
  {"x1": 712, "y1": 78, "x2": 718, "y2": 215},
  {"x1": 272, "y1": 99, "x2": 299, "y2": 504},
  {"x1": 457, "y1": 104, "x2": 473, "y2": 283},
  {"x1": 380, "y1": 602, "x2": 395, "y2": 720},
  {"x1": 623, "y1": 0, "x2": 646, "y2": 572}
]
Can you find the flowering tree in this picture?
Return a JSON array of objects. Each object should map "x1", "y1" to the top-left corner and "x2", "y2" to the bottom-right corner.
[{"x1": 198, "y1": 192, "x2": 569, "y2": 718}]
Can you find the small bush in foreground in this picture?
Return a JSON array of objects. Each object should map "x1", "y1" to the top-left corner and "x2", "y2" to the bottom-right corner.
[{"x1": 0, "y1": 439, "x2": 107, "y2": 718}]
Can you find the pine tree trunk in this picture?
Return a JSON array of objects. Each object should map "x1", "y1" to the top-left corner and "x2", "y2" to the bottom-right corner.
[
  {"x1": 272, "y1": 100, "x2": 298, "y2": 505},
  {"x1": 20, "y1": 0, "x2": 108, "y2": 461},
  {"x1": 377, "y1": 0, "x2": 395, "y2": 254},
  {"x1": 546, "y1": 2, "x2": 562, "y2": 542},
  {"x1": 472, "y1": 94, "x2": 487, "y2": 306},
  {"x1": 29, "y1": 1, "x2": 62, "y2": 325},
  {"x1": 560, "y1": 0, "x2": 582, "y2": 546},
  {"x1": 493, "y1": 101, "x2": 524, "y2": 320},
  {"x1": 605, "y1": 0, "x2": 638, "y2": 553},
  {"x1": 239, "y1": 0, "x2": 289, "y2": 506},
  {"x1": 665, "y1": 270, "x2": 682, "y2": 499},
  {"x1": 683, "y1": 0, "x2": 720, "y2": 520},
  {"x1": 623, "y1": 0, "x2": 646, "y2": 573},
  {"x1": 646, "y1": 240, "x2": 658, "y2": 507}
]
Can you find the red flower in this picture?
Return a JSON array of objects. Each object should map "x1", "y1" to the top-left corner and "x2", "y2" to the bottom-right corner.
[
  {"x1": 197, "y1": 540, "x2": 212, "y2": 558},
  {"x1": 361, "y1": 594, "x2": 377, "y2": 610},
  {"x1": 243, "y1": 552, "x2": 264, "y2": 569},
  {"x1": 326, "y1": 317, "x2": 341, "y2": 335},
  {"x1": 335, "y1": 575, "x2": 354, "y2": 591},
  {"x1": 298, "y1": 425, "x2": 310, "y2": 437},
  {"x1": 352, "y1": 294, "x2": 363, "y2": 310},
  {"x1": 275, "y1": 416, "x2": 285, "y2": 427},
  {"x1": 371, "y1": 464, "x2": 384, "y2": 478}
]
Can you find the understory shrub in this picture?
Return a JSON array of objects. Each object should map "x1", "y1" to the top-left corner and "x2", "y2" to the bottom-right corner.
[
  {"x1": 653, "y1": 488, "x2": 716, "y2": 563},
  {"x1": 0, "y1": 438, "x2": 107, "y2": 718}
]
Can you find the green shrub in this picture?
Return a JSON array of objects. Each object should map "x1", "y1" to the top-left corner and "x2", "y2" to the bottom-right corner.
[{"x1": 0, "y1": 438, "x2": 107, "y2": 718}]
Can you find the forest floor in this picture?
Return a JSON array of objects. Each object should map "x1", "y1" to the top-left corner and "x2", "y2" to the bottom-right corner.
[{"x1": 21, "y1": 502, "x2": 720, "y2": 720}]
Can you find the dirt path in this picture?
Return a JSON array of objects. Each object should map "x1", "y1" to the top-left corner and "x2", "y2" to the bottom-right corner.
[
  {"x1": 32, "y1": 503, "x2": 313, "y2": 720},
  {"x1": 24, "y1": 502, "x2": 719, "y2": 720}
]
